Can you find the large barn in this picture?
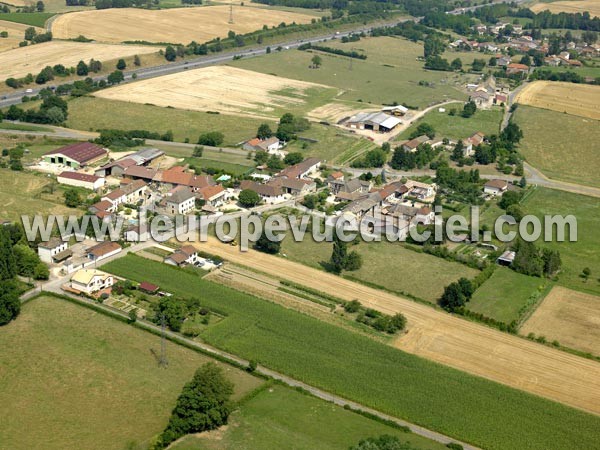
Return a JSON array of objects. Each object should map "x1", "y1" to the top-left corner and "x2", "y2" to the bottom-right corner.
[
  {"x1": 346, "y1": 112, "x2": 402, "y2": 132},
  {"x1": 43, "y1": 142, "x2": 108, "y2": 169}
]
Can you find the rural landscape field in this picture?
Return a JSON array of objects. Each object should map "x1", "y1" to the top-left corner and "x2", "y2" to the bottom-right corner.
[{"x1": 1, "y1": 0, "x2": 600, "y2": 448}]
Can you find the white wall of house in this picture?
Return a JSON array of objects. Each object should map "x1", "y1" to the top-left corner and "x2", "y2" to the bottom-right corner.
[
  {"x1": 167, "y1": 197, "x2": 195, "y2": 214},
  {"x1": 38, "y1": 242, "x2": 68, "y2": 264},
  {"x1": 71, "y1": 275, "x2": 113, "y2": 294}
]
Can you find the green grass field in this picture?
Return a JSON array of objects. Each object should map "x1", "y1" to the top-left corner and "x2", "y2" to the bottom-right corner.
[
  {"x1": 103, "y1": 255, "x2": 600, "y2": 450},
  {"x1": 0, "y1": 122, "x2": 52, "y2": 132},
  {"x1": 0, "y1": 168, "x2": 79, "y2": 220},
  {"x1": 231, "y1": 36, "x2": 469, "y2": 108},
  {"x1": 280, "y1": 238, "x2": 479, "y2": 303},
  {"x1": 171, "y1": 384, "x2": 446, "y2": 450},
  {"x1": 523, "y1": 187, "x2": 600, "y2": 296},
  {"x1": 0, "y1": 12, "x2": 54, "y2": 27},
  {"x1": 514, "y1": 105, "x2": 600, "y2": 188},
  {"x1": 469, "y1": 267, "x2": 549, "y2": 323},
  {"x1": 66, "y1": 97, "x2": 273, "y2": 147},
  {"x1": 0, "y1": 295, "x2": 262, "y2": 450},
  {"x1": 395, "y1": 102, "x2": 503, "y2": 141}
]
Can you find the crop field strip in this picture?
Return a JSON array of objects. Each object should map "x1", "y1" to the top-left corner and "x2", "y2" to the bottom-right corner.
[
  {"x1": 103, "y1": 254, "x2": 600, "y2": 450},
  {"x1": 529, "y1": 0, "x2": 600, "y2": 18}
]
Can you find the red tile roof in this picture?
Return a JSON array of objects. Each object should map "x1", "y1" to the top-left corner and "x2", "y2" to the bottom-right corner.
[
  {"x1": 198, "y1": 184, "x2": 225, "y2": 200},
  {"x1": 45, "y1": 142, "x2": 107, "y2": 164},
  {"x1": 87, "y1": 241, "x2": 121, "y2": 257},
  {"x1": 139, "y1": 281, "x2": 159, "y2": 293},
  {"x1": 58, "y1": 171, "x2": 101, "y2": 183}
]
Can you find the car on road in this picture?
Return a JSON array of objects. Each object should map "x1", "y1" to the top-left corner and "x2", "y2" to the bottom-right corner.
[{"x1": 25, "y1": 89, "x2": 33, "y2": 94}]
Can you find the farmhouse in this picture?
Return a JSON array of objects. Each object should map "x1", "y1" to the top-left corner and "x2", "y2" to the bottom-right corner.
[
  {"x1": 164, "y1": 245, "x2": 199, "y2": 267},
  {"x1": 165, "y1": 186, "x2": 196, "y2": 215},
  {"x1": 506, "y1": 63, "x2": 529, "y2": 76},
  {"x1": 243, "y1": 137, "x2": 281, "y2": 153},
  {"x1": 378, "y1": 181, "x2": 409, "y2": 203},
  {"x1": 70, "y1": 269, "x2": 114, "y2": 295},
  {"x1": 484, "y1": 179, "x2": 509, "y2": 196},
  {"x1": 278, "y1": 158, "x2": 321, "y2": 179},
  {"x1": 270, "y1": 177, "x2": 316, "y2": 196},
  {"x1": 102, "y1": 179, "x2": 147, "y2": 208},
  {"x1": 122, "y1": 165, "x2": 158, "y2": 182},
  {"x1": 57, "y1": 171, "x2": 105, "y2": 191},
  {"x1": 94, "y1": 158, "x2": 137, "y2": 178},
  {"x1": 343, "y1": 195, "x2": 380, "y2": 220},
  {"x1": 462, "y1": 132, "x2": 486, "y2": 157},
  {"x1": 346, "y1": 111, "x2": 402, "y2": 132},
  {"x1": 329, "y1": 177, "x2": 371, "y2": 200},
  {"x1": 405, "y1": 180, "x2": 436, "y2": 201},
  {"x1": 197, "y1": 184, "x2": 226, "y2": 207},
  {"x1": 402, "y1": 135, "x2": 430, "y2": 152},
  {"x1": 86, "y1": 241, "x2": 122, "y2": 262},
  {"x1": 239, "y1": 180, "x2": 285, "y2": 204},
  {"x1": 385, "y1": 204, "x2": 434, "y2": 225},
  {"x1": 43, "y1": 142, "x2": 108, "y2": 169},
  {"x1": 37, "y1": 237, "x2": 71, "y2": 264}
]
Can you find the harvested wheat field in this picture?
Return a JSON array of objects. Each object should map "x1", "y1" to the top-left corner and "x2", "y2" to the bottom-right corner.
[
  {"x1": 0, "y1": 20, "x2": 43, "y2": 53},
  {"x1": 515, "y1": 81, "x2": 600, "y2": 120},
  {"x1": 530, "y1": 1, "x2": 600, "y2": 18},
  {"x1": 95, "y1": 66, "x2": 333, "y2": 118},
  {"x1": 52, "y1": 5, "x2": 315, "y2": 44},
  {"x1": 521, "y1": 286, "x2": 600, "y2": 355},
  {"x1": 193, "y1": 237, "x2": 600, "y2": 416},
  {"x1": 0, "y1": 41, "x2": 157, "y2": 80}
]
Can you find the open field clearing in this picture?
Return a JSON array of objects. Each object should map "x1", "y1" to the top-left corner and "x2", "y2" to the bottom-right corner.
[
  {"x1": 0, "y1": 41, "x2": 157, "y2": 80},
  {"x1": 514, "y1": 105, "x2": 600, "y2": 188},
  {"x1": 104, "y1": 254, "x2": 600, "y2": 449},
  {"x1": 171, "y1": 384, "x2": 445, "y2": 450},
  {"x1": 521, "y1": 286, "x2": 600, "y2": 355},
  {"x1": 51, "y1": 5, "x2": 315, "y2": 44},
  {"x1": 94, "y1": 66, "x2": 336, "y2": 119},
  {"x1": 280, "y1": 238, "x2": 479, "y2": 303},
  {"x1": 66, "y1": 96, "x2": 272, "y2": 146},
  {"x1": 0, "y1": 296, "x2": 262, "y2": 450},
  {"x1": 468, "y1": 267, "x2": 549, "y2": 323},
  {"x1": 0, "y1": 20, "x2": 43, "y2": 53},
  {"x1": 514, "y1": 80, "x2": 600, "y2": 120},
  {"x1": 396, "y1": 102, "x2": 503, "y2": 141},
  {"x1": 523, "y1": 187, "x2": 600, "y2": 296},
  {"x1": 0, "y1": 12, "x2": 54, "y2": 27},
  {"x1": 530, "y1": 0, "x2": 600, "y2": 17},
  {"x1": 232, "y1": 36, "x2": 469, "y2": 108},
  {"x1": 0, "y1": 168, "x2": 79, "y2": 220}
]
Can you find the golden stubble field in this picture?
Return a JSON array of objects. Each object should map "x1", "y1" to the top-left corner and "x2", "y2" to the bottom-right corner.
[
  {"x1": 521, "y1": 286, "x2": 600, "y2": 355},
  {"x1": 0, "y1": 40, "x2": 158, "y2": 80},
  {"x1": 515, "y1": 81, "x2": 600, "y2": 120},
  {"x1": 0, "y1": 20, "x2": 43, "y2": 53},
  {"x1": 94, "y1": 65, "x2": 333, "y2": 118},
  {"x1": 51, "y1": 5, "x2": 315, "y2": 44},
  {"x1": 530, "y1": 0, "x2": 600, "y2": 18},
  {"x1": 195, "y1": 238, "x2": 600, "y2": 416}
]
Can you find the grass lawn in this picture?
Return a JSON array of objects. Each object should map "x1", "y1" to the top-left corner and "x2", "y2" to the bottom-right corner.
[
  {"x1": 103, "y1": 255, "x2": 600, "y2": 450},
  {"x1": 0, "y1": 168, "x2": 79, "y2": 220},
  {"x1": 66, "y1": 97, "x2": 272, "y2": 147},
  {"x1": 171, "y1": 384, "x2": 446, "y2": 450},
  {"x1": 514, "y1": 105, "x2": 600, "y2": 188},
  {"x1": 284, "y1": 122, "x2": 378, "y2": 164},
  {"x1": 231, "y1": 36, "x2": 469, "y2": 108},
  {"x1": 0, "y1": 13, "x2": 55, "y2": 27},
  {"x1": 0, "y1": 295, "x2": 262, "y2": 450},
  {"x1": 395, "y1": 102, "x2": 504, "y2": 141},
  {"x1": 523, "y1": 187, "x2": 600, "y2": 296},
  {"x1": 280, "y1": 238, "x2": 479, "y2": 303},
  {"x1": 0, "y1": 122, "x2": 52, "y2": 132},
  {"x1": 469, "y1": 267, "x2": 550, "y2": 323}
]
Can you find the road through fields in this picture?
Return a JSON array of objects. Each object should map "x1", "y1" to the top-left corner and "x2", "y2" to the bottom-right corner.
[{"x1": 197, "y1": 238, "x2": 600, "y2": 416}]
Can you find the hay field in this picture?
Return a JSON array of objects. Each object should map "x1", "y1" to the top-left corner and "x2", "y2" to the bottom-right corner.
[
  {"x1": 0, "y1": 41, "x2": 157, "y2": 80},
  {"x1": 530, "y1": 1, "x2": 600, "y2": 18},
  {"x1": 521, "y1": 286, "x2": 600, "y2": 355},
  {"x1": 0, "y1": 20, "x2": 43, "y2": 53},
  {"x1": 94, "y1": 66, "x2": 333, "y2": 118},
  {"x1": 51, "y1": 5, "x2": 315, "y2": 44},
  {"x1": 195, "y1": 238, "x2": 600, "y2": 416},
  {"x1": 514, "y1": 81, "x2": 600, "y2": 120}
]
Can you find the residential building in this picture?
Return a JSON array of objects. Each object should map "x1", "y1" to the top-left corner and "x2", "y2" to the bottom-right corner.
[
  {"x1": 102, "y1": 179, "x2": 147, "y2": 208},
  {"x1": 43, "y1": 142, "x2": 108, "y2": 169},
  {"x1": 57, "y1": 171, "x2": 105, "y2": 191},
  {"x1": 165, "y1": 186, "x2": 196, "y2": 214},
  {"x1": 243, "y1": 137, "x2": 281, "y2": 153},
  {"x1": 405, "y1": 180, "x2": 436, "y2": 200},
  {"x1": 164, "y1": 245, "x2": 199, "y2": 267},
  {"x1": 239, "y1": 180, "x2": 285, "y2": 204},
  {"x1": 401, "y1": 135, "x2": 430, "y2": 152},
  {"x1": 278, "y1": 158, "x2": 321, "y2": 180},
  {"x1": 86, "y1": 241, "x2": 122, "y2": 261},
  {"x1": 506, "y1": 63, "x2": 529, "y2": 76},
  {"x1": 38, "y1": 237, "x2": 70, "y2": 264},
  {"x1": 484, "y1": 179, "x2": 509, "y2": 196},
  {"x1": 329, "y1": 177, "x2": 371, "y2": 200},
  {"x1": 270, "y1": 177, "x2": 316, "y2": 196},
  {"x1": 197, "y1": 184, "x2": 227, "y2": 207},
  {"x1": 70, "y1": 269, "x2": 114, "y2": 294}
]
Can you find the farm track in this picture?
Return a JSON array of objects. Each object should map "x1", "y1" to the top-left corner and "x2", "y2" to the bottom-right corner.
[{"x1": 196, "y1": 238, "x2": 600, "y2": 416}]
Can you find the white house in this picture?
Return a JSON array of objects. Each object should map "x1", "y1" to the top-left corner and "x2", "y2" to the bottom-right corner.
[
  {"x1": 38, "y1": 237, "x2": 70, "y2": 264},
  {"x1": 164, "y1": 245, "x2": 199, "y2": 266},
  {"x1": 165, "y1": 187, "x2": 196, "y2": 215},
  {"x1": 484, "y1": 179, "x2": 509, "y2": 196},
  {"x1": 70, "y1": 269, "x2": 114, "y2": 294},
  {"x1": 57, "y1": 171, "x2": 105, "y2": 191},
  {"x1": 102, "y1": 179, "x2": 147, "y2": 208}
]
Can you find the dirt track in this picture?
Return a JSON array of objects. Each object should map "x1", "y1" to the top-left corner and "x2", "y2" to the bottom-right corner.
[{"x1": 197, "y1": 238, "x2": 600, "y2": 416}]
